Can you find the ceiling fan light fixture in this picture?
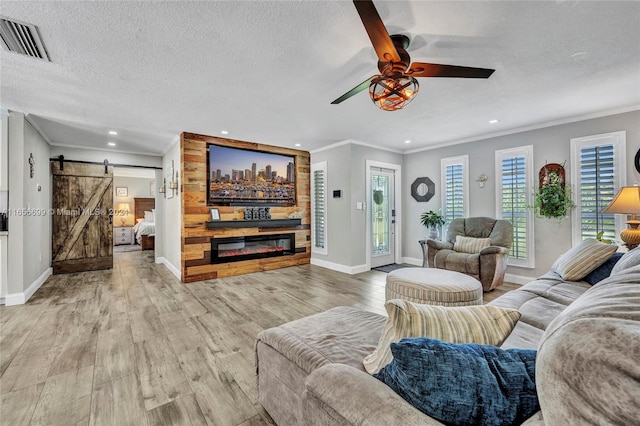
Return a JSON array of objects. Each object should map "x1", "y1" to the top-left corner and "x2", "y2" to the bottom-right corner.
[{"x1": 369, "y1": 75, "x2": 419, "y2": 111}]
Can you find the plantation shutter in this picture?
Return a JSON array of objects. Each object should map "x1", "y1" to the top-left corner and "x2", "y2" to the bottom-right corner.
[
  {"x1": 579, "y1": 144, "x2": 616, "y2": 240},
  {"x1": 444, "y1": 163, "x2": 464, "y2": 223},
  {"x1": 312, "y1": 165, "x2": 326, "y2": 252},
  {"x1": 501, "y1": 156, "x2": 527, "y2": 260}
]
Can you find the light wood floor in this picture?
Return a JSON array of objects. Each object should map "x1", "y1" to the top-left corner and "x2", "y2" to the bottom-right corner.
[{"x1": 0, "y1": 253, "x2": 519, "y2": 426}]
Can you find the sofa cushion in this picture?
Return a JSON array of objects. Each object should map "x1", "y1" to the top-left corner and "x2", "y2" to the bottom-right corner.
[
  {"x1": 551, "y1": 239, "x2": 617, "y2": 281},
  {"x1": 257, "y1": 306, "x2": 386, "y2": 375},
  {"x1": 434, "y1": 250, "x2": 481, "y2": 275},
  {"x1": 536, "y1": 264, "x2": 640, "y2": 425},
  {"x1": 583, "y1": 252, "x2": 623, "y2": 285},
  {"x1": 611, "y1": 246, "x2": 640, "y2": 275},
  {"x1": 453, "y1": 235, "x2": 492, "y2": 253},
  {"x1": 363, "y1": 299, "x2": 521, "y2": 374},
  {"x1": 374, "y1": 338, "x2": 539, "y2": 426}
]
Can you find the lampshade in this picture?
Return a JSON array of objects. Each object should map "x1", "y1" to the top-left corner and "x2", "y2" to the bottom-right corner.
[
  {"x1": 602, "y1": 186, "x2": 640, "y2": 248},
  {"x1": 369, "y1": 75, "x2": 419, "y2": 111},
  {"x1": 602, "y1": 186, "x2": 640, "y2": 216},
  {"x1": 117, "y1": 203, "x2": 130, "y2": 226},
  {"x1": 117, "y1": 203, "x2": 131, "y2": 214}
]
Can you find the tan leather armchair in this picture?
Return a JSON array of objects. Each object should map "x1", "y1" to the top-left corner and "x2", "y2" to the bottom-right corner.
[{"x1": 426, "y1": 217, "x2": 513, "y2": 291}]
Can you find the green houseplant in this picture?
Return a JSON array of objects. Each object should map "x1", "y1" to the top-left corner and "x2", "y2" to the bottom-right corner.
[
  {"x1": 531, "y1": 169, "x2": 575, "y2": 220},
  {"x1": 420, "y1": 210, "x2": 445, "y2": 239}
]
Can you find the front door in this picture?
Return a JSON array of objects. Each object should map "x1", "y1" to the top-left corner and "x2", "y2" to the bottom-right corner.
[
  {"x1": 370, "y1": 168, "x2": 395, "y2": 268},
  {"x1": 51, "y1": 162, "x2": 114, "y2": 274}
]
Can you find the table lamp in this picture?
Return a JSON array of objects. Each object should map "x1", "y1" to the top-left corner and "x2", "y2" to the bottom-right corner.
[
  {"x1": 602, "y1": 186, "x2": 640, "y2": 249},
  {"x1": 117, "y1": 202, "x2": 130, "y2": 226}
]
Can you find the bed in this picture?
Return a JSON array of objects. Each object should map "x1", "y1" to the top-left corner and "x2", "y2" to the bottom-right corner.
[{"x1": 133, "y1": 197, "x2": 155, "y2": 250}]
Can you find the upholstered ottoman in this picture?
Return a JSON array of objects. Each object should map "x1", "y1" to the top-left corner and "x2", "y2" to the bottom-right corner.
[{"x1": 386, "y1": 268, "x2": 483, "y2": 306}]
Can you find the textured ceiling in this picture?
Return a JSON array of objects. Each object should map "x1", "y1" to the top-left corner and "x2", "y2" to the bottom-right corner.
[{"x1": 1, "y1": 1, "x2": 639, "y2": 156}]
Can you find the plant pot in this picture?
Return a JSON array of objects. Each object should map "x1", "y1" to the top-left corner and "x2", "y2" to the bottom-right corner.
[{"x1": 428, "y1": 225, "x2": 439, "y2": 240}]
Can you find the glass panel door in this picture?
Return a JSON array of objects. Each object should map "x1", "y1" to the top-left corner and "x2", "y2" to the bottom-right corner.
[{"x1": 371, "y1": 169, "x2": 395, "y2": 267}]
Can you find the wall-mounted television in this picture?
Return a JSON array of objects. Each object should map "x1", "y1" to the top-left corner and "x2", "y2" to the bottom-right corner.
[{"x1": 207, "y1": 144, "x2": 296, "y2": 206}]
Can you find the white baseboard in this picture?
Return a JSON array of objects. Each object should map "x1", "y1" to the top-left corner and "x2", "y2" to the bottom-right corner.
[
  {"x1": 504, "y1": 273, "x2": 535, "y2": 285},
  {"x1": 401, "y1": 257, "x2": 423, "y2": 266},
  {"x1": 311, "y1": 258, "x2": 369, "y2": 275},
  {"x1": 156, "y1": 256, "x2": 181, "y2": 280},
  {"x1": 4, "y1": 267, "x2": 52, "y2": 305}
]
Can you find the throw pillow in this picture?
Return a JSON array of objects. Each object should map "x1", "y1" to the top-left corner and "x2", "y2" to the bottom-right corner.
[
  {"x1": 374, "y1": 338, "x2": 539, "y2": 426},
  {"x1": 583, "y1": 252, "x2": 623, "y2": 285},
  {"x1": 551, "y1": 239, "x2": 617, "y2": 281},
  {"x1": 363, "y1": 299, "x2": 521, "y2": 374},
  {"x1": 453, "y1": 235, "x2": 492, "y2": 254},
  {"x1": 611, "y1": 247, "x2": 640, "y2": 275}
]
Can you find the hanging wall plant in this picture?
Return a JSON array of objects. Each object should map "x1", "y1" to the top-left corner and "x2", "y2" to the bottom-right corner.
[{"x1": 530, "y1": 163, "x2": 575, "y2": 220}]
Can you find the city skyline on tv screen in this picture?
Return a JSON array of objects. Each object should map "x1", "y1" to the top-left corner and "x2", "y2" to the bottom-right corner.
[{"x1": 208, "y1": 144, "x2": 296, "y2": 206}]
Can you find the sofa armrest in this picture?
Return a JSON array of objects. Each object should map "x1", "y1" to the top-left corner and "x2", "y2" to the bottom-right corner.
[
  {"x1": 479, "y1": 245, "x2": 509, "y2": 256},
  {"x1": 304, "y1": 364, "x2": 443, "y2": 426},
  {"x1": 426, "y1": 239, "x2": 453, "y2": 250}
]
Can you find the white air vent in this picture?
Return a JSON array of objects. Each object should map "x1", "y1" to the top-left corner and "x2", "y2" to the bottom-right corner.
[{"x1": 0, "y1": 17, "x2": 49, "y2": 61}]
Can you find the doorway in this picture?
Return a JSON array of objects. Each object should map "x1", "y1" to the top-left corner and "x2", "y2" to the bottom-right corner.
[{"x1": 366, "y1": 161, "x2": 402, "y2": 269}]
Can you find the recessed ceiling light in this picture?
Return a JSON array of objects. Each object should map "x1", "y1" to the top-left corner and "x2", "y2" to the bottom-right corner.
[
  {"x1": 221, "y1": 130, "x2": 229, "y2": 135},
  {"x1": 108, "y1": 130, "x2": 118, "y2": 135},
  {"x1": 489, "y1": 119, "x2": 499, "y2": 124},
  {"x1": 108, "y1": 142, "x2": 116, "y2": 146},
  {"x1": 404, "y1": 140, "x2": 412, "y2": 144},
  {"x1": 294, "y1": 143, "x2": 301, "y2": 147}
]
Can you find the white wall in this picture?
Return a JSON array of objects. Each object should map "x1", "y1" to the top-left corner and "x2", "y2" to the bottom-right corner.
[
  {"x1": 403, "y1": 110, "x2": 640, "y2": 279},
  {"x1": 5, "y1": 112, "x2": 51, "y2": 303},
  {"x1": 157, "y1": 139, "x2": 181, "y2": 279},
  {"x1": 310, "y1": 141, "x2": 404, "y2": 272}
]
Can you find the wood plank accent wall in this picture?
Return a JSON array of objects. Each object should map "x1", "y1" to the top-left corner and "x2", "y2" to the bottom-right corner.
[{"x1": 181, "y1": 132, "x2": 311, "y2": 282}]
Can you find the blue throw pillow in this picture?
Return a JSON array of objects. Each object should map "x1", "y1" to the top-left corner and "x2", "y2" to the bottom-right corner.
[
  {"x1": 583, "y1": 252, "x2": 623, "y2": 285},
  {"x1": 374, "y1": 338, "x2": 539, "y2": 426}
]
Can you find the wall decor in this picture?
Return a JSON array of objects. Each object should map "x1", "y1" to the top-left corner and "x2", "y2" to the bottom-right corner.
[
  {"x1": 531, "y1": 163, "x2": 574, "y2": 220},
  {"x1": 28, "y1": 153, "x2": 34, "y2": 178},
  {"x1": 166, "y1": 162, "x2": 174, "y2": 199},
  {"x1": 210, "y1": 208, "x2": 220, "y2": 221},
  {"x1": 634, "y1": 148, "x2": 640, "y2": 174},
  {"x1": 116, "y1": 187, "x2": 128, "y2": 197},
  {"x1": 411, "y1": 177, "x2": 435, "y2": 202}
]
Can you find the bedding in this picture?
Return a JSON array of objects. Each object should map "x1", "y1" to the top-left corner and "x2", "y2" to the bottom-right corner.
[{"x1": 132, "y1": 220, "x2": 155, "y2": 245}]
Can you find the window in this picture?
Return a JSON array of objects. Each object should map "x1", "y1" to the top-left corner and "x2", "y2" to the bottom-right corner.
[
  {"x1": 495, "y1": 146, "x2": 534, "y2": 267},
  {"x1": 441, "y1": 155, "x2": 469, "y2": 224},
  {"x1": 311, "y1": 162, "x2": 327, "y2": 254},
  {"x1": 570, "y1": 131, "x2": 626, "y2": 246}
]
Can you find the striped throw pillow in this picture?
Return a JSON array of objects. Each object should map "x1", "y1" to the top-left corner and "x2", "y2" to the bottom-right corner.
[
  {"x1": 453, "y1": 236, "x2": 492, "y2": 253},
  {"x1": 552, "y1": 239, "x2": 618, "y2": 281},
  {"x1": 363, "y1": 299, "x2": 521, "y2": 375}
]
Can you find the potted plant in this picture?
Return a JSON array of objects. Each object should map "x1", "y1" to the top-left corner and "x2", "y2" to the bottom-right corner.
[
  {"x1": 420, "y1": 210, "x2": 445, "y2": 239},
  {"x1": 531, "y1": 168, "x2": 575, "y2": 220}
]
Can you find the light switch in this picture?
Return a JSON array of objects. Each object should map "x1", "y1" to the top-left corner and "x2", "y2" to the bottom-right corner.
[{"x1": 356, "y1": 202, "x2": 363, "y2": 210}]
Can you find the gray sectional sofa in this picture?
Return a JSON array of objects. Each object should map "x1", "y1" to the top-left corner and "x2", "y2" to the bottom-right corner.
[{"x1": 256, "y1": 255, "x2": 640, "y2": 425}]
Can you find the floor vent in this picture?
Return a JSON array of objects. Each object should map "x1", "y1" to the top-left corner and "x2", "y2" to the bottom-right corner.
[{"x1": 0, "y1": 17, "x2": 49, "y2": 61}]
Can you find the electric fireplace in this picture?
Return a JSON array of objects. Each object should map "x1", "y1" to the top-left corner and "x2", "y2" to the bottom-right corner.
[{"x1": 210, "y1": 233, "x2": 295, "y2": 264}]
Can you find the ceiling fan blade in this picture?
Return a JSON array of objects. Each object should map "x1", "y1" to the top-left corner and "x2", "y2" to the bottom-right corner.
[
  {"x1": 353, "y1": 0, "x2": 401, "y2": 63},
  {"x1": 408, "y1": 62, "x2": 495, "y2": 78},
  {"x1": 331, "y1": 75, "x2": 377, "y2": 104}
]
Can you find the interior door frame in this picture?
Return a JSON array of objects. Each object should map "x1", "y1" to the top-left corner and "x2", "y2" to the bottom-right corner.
[{"x1": 365, "y1": 160, "x2": 402, "y2": 271}]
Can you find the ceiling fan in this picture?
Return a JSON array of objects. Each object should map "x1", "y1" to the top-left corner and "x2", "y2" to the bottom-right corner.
[{"x1": 332, "y1": 0, "x2": 495, "y2": 111}]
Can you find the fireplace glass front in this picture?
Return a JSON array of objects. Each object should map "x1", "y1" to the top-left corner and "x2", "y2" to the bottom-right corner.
[{"x1": 210, "y1": 233, "x2": 295, "y2": 264}]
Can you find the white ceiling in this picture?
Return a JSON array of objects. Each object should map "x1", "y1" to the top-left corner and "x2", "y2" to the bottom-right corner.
[{"x1": 1, "y1": 1, "x2": 639, "y2": 156}]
